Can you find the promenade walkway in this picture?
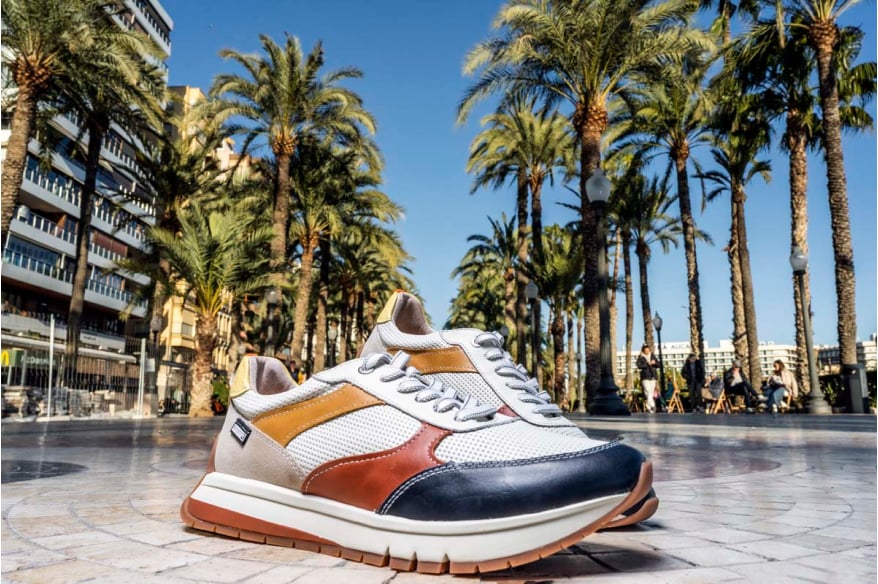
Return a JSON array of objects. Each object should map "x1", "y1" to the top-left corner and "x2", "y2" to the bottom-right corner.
[{"x1": 2, "y1": 414, "x2": 875, "y2": 583}]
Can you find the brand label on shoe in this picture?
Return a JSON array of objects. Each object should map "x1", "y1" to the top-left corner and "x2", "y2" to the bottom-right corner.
[{"x1": 231, "y1": 418, "x2": 252, "y2": 446}]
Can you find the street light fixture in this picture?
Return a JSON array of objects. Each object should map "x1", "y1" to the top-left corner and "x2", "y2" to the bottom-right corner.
[
  {"x1": 790, "y1": 246, "x2": 830, "y2": 414},
  {"x1": 264, "y1": 288, "x2": 279, "y2": 358},
  {"x1": 651, "y1": 312, "x2": 666, "y2": 409},
  {"x1": 586, "y1": 168, "x2": 629, "y2": 416},
  {"x1": 525, "y1": 280, "x2": 539, "y2": 376},
  {"x1": 327, "y1": 323, "x2": 338, "y2": 368}
]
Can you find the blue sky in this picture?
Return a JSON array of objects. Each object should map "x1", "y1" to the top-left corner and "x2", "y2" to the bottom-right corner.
[{"x1": 162, "y1": 0, "x2": 877, "y2": 348}]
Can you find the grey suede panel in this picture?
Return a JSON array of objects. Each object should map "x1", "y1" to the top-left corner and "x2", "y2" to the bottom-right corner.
[
  {"x1": 214, "y1": 402, "x2": 307, "y2": 490},
  {"x1": 250, "y1": 357, "x2": 296, "y2": 395}
]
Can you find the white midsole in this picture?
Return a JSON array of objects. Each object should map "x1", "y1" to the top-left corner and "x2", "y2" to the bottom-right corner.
[{"x1": 190, "y1": 472, "x2": 626, "y2": 563}]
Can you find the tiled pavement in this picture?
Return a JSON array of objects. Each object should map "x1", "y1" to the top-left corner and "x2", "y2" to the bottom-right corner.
[{"x1": 1, "y1": 414, "x2": 875, "y2": 583}]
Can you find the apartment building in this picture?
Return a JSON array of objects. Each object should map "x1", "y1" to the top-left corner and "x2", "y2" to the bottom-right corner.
[
  {"x1": 1, "y1": 2, "x2": 173, "y2": 361},
  {"x1": 615, "y1": 339, "x2": 800, "y2": 385},
  {"x1": 817, "y1": 334, "x2": 878, "y2": 372}
]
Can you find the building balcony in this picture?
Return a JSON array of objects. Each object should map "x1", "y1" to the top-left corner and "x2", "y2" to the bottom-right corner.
[
  {"x1": 2, "y1": 250, "x2": 147, "y2": 318},
  {"x1": 0, "y1": 312, "x2": 126, "y2": 352},
  {"x1": 22, "y1": 163, "x2": 149, "y2": 248},
  {"x1": 9, "y1": 212, "x2": 150, "y2": 287}
]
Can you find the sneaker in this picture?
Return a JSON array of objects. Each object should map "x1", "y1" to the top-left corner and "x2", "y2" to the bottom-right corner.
[
  {"x1": 181, "y1": 353, "x2": 653, "y2": 574},
  {"x1": 361, "y1": 291, "x2": 659, "y2": 529}
]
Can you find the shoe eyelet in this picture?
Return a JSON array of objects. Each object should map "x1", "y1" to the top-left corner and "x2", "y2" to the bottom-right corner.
[{"x1": 358, "y1": 364, "x2": 375, "y2": 375}]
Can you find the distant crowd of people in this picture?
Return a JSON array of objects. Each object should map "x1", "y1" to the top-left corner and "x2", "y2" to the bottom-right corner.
[{"x1": 635, "y1": 343, "x2": 798, "y2": 414}]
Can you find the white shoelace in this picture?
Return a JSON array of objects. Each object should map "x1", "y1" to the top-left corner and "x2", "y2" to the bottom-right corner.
[
  {"x1": 474, "y1": 331, "x2": 563, "y2": 417},
  {"x1": 359, "y1": 352, "x2": 497, "y2": 422}
]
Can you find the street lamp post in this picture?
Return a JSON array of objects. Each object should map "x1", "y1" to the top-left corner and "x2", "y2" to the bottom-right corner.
[
  {"x1": 525, "y1": 281, "x2": 539, "y2": 375},
  {"x1": 498, "y1": 324, "x2": 510, "y2": 345},
  {"x1": 586, "y1": 168, "x2": 630, "y2": 416},
  {"x1": 327, "y1": 323, "x2": 338, "y2": 368},
  {"x1": 652, "y1": 312, "x2": 666, "y2": 410},
  {"x1": 149, "y1": 316, "x2": 162, "y2": 416},
  {"x1": 264, "y1": 289, "x2": 279, "y2": 358},
  {"x1": 790, "y1": 247, "x2": 830, "y2": 414}
]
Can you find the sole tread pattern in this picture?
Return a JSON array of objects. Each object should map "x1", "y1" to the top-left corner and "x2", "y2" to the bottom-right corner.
[{"x1": 180, "y1": 461, "x2": 653, "y2": 574}]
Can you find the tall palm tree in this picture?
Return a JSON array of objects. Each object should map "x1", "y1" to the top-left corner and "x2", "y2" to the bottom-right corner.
[
  {"x1": 698, "y1": 0, "x2": 760, "y2": 45},
  {"x1": 286, "y1": 140, "x2": 397, "y2": 370},
  {"x1": 538, "y1": 225, "x2": 583, "y2": 402},
  {"x1": 719, "y1": 15, "x2": 874, "y2": 391},
  {"x1": 127, "y1": 94, "x2": 230, "y2": 332},
  {"x1": 467, "y1": 98, "x2": 575, "y2": 367},
  {"x1": 212, "y1": 34, "x2": 375, "y2": 356},
  {"x1": 788, "y1": 0, "x2": 866, "y2": 365},
  {"x1": 451, "y1": 214, "x2": 519, "y2": 336},
  {"x1": 312, "y1": 153, "x2": 397, "y2": 372},
  {"x1": 460, "y1": 0, "x2": 711, "y2": 397},
  {"x1": 57, "y1": 17, "x2": 164, "y2": 370},
  {"x1": 1, "y1": 0, "x2": 136, "y2": 245},
  {"x1": 616, "y1": 173, "x2": 687, "y2": 350},
  {"x1": 701, "y1": 119, "x2": 771, "y2": 384},
  {"x1": 614, "y1": 55, "x2": 715, "y2": 360},
  {"x1": 149, "y1": 203, "x2": 271, "y2": 416}
]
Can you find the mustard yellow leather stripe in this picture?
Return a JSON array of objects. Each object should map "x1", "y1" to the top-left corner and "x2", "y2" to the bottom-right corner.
[
  {"x1": 252, "y1": 384, "x2": 382, "y2": 446},
  {"x1": 390, "y1": 346, "x2": 478, "y2": 374}
]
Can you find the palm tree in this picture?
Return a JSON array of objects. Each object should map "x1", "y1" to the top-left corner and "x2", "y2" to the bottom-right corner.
[
  {"x1": 787, "y1": 0, "x2": 866, "y2": 365},
  {"x1": 537, "y1": 225, "x2": 583, "y2": 402},
  {"x1": 615, "y1": 54, "x2": 717, "y2": 360},
  {"x1": 467, "y1": 98, "x2": 575, "y2": 366},
  {"x1": 699, "y1": 0, "x2": 759, "y2": 45},
  {"x1": 451, "y1": 214, "x2": 519, "y2": 335},
  {"x1": 1, "y1": 0, "x2": 135, "y2": 245},
  {"x1": 701, "y1": 118, "x2": 771, "y2": 384},
  {"x1": 56, "y1": 16, "x2": 164, "y2": 371},
  {"x1": 150, "y1": 203, "x2": 271, "y2": 416},
  {"x1": 460, "y1": 0, "x2": 711, "y2": 398},
  {"x1": 616, "y1": 173, "x2": 687, "y2": 350},
  {"x1": 719, "y1": 15, "x2": 874, "y2": 392},
  {"x1": 127, "y1": 94, "x2": 230, "y2": 333},
  {"x1": 212, "y1": 34, "x2": 375, "y2": 356}
]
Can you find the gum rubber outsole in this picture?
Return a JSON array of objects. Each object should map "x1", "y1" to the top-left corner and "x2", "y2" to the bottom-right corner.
[
  {"x1": 601, "y1": 493, "x2": 660, "y2": 529},
  {"x1": 180, "y1": 460, "x2": 654, "y2": 575}
]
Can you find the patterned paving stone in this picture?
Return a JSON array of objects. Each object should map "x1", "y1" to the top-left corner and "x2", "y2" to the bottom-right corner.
[{"x1": 1, "y1": 414, "x2": 874, "y2": 582}]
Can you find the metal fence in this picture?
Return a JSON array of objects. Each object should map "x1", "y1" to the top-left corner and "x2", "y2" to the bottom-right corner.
[{"x1": 1, "y1": 325, "x2": 189, "y2": 418}]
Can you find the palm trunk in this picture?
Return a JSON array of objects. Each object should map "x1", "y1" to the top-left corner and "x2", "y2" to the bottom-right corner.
[
  {"x1": 339, "y1": 288, "x2": 350, "y2": 361},
  {"x1": 1, "y1": 84, "x2": 38, "y2": 247},
  {"x1": 552, "y1": 307, "x2": 565, "y2": 404},
  {"x1": 622, "y1": 231, "x2": 634, "y2": 390},
  {"x1": 67, "y1": 116, "x2": 107, "y2": 372},
  {"x1": 812, "y1": 26, "x2": 857, "y2": 364},
  {"x1": 289, "y1": 235, "x2": 317, "y2": 362},
  {"x1": 356, "y1": 291, "x2": 366, "y2": 346},
  {"x1": 576, "y1": 310, "x2": 584, "y2": 412},
  {"x1": 734, "y1": 182, "x2": 760, "y2": 384},
  {"x1": 504, "y1": 267, "x2": 515, "y2": 343},
  {"x1": 609, "y1": 229, "x2": 621, "y2": 375},
  {"x1": 189, "y1": 312, "x2": 218, "y2": 417},
  {"x1": 728, "y1": 196, "x2": 747, "y2": 364},
  {"x1": 787, "y1": 115, "x2": 811, "y2": 394},
  {"x1": 530, "y1": 176, "x2": 545, "y2": 381},
  {"x1": 636, "y1": 240, "x2": 654, "y2": 348},
  {"x1": 674, "y1": 148, "x2": 705, "y2": 359},
  {"x1": 567, "y1": 309, "x2": 576, "y2": 409},
  {"x1": 271, "y1": 152, "x2": 292, "y2": 269},
  {"x1": 721, "y1": 2, "x2": 732, "y2": 46},
  {"x1": 516, "y1": 169, "x2": 529, "y2": 365},
  {"x1": 576, "y1": 102, "x2": 607, "y2": 399},
  {"x1": 313, "y1": 235, "x2": 330, "y2": 373}
]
